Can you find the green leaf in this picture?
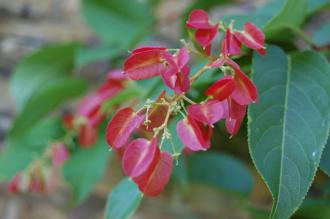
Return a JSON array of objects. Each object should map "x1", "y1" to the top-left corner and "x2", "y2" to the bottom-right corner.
[
  {"x1": 182, "y1": 0, "x2": 231, "y2": 36},
  {"x1": 75, "y1": 44, "x2": 122, "y2": 68},
  {"x1": 10, "y1": 44, "x2": 77, "y2": 112},
  {"x1": 320, "y1": 134, "x2": 330, "y2": 176},
  {"x1": 82, "y1": 0, "x2": 154, "y2": 49},
  {"x1": 224, "y1": 0, "x2": 307, "y2": 40},
  {"x1": 105, "y1": 178, "x2": 142, "y2": 219},
  {"x1": 223, "y1": 0, "x2": 284, "y2": 29},
  {"x1": 249, "y1": 45, "x2": 330, "y2": 218},
  {"x1": 263, "y1": 0, "x2": 308, "y2": 35},
  {"x1": 187, "y1": 152, "x2": 254, "y2": 196},
  {"x1": 0, "y1": 118, "x2": 63, "y2": 181},
  {"x1": 63, "y1": 130, "x2": 110, "y2": 203},
  {"x1": 312, "y1": 21, "x2": 330, "y2": 47},
  {"x1": 10, "y1": 79, "x2": 87, "y2": 137}
]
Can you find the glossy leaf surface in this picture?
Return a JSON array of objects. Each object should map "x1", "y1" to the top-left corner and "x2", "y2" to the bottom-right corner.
[
  {"x1": 105, "y1": 178, "x2": 142, "y2": 219},
  {"x1": 249, "y1": 46, "x2": 330, "y2": 218},
  {"x1": 10, "y1": 44, "x2": 77, "y2": 111}
]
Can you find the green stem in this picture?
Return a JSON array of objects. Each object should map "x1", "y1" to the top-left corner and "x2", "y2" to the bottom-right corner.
[{"x1": 182, "y1": 95, "x2": 196, "y2": 104}]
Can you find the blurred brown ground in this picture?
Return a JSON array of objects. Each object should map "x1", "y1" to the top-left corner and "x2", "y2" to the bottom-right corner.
[{"x1": 0, "y1": 0, "x2": 276, "y2": 218}]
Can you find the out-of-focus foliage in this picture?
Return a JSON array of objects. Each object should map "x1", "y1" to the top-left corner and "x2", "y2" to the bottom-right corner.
[
  {"x1": 82, "y1": 0, "x2": 154, "y2": 49},
  {"x1": 312, "y1": 21, "x2": 330, "y2": 47},
  {"x1": 0, "y1": 118, "x2": 63, "y2": 181},
  {"x1": 10, "y1": 44, "x2": 79, "y2": 111},
  {"x1": 320, "y1": 136, "x2": 330, "y2": 176},
  {"x1": 187, "y1": 152, "x2": 254, "y2": 195},
  {"x1": 1, "y1": 0, "x2": 330, "y2": 218},
  {"x1": 224, "y1": 0, "x2": 307, "y2": 38},
  {"x1": 9, "y1": 44, "x2": 87, "y2": 138},
  {"x1": 63, "y1": 127, "x2": 110, "y2": 203},
  {"x1": 308, "y1": 0, "x2": 330, "y2": 14},
  {"x1": 293, "y1": 199, "x2": 330, "y2": 219},
  {"x1": 10, "y1": 79, "x2": 87, "y2": 138},
  {"x1": 75, "y1": 44, "x2": 123, "y2": 69}
]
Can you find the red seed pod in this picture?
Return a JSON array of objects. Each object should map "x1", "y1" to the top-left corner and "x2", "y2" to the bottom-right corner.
[
  {"x1": 62, "y1": 113, "x2": 75, "y2": 130},
  {"x1": 133, "y1": 151, "x2": 173, "y2": 196},
  {"x1": 7, "y1": 174, "x2": 22, "y2": 193},
  {"x1": 28, "y1": 168, "x2": 48, "y2": 193},
  {"x1": 79, "y1": 122, "x2": 98, "y2": 147},
  {"x1": 161, "y1": 48, "x2": 191, "y2": 94},
  {"x1": 124, "y1": 47, "x2": 169, "y2": 80},
  {"x1": 234, "y1": 22, "x2": 266, "y2": 55},
  {"x1": 186, "y1": 9, "x2": 219, "y2": 48},
  {"x1": 228, "y1": 97, "x2": 247, "y2": 120},
  {"x1": 226, "y1": 98, "x2": 247, "y2": 136},
  {"x1": 226, "y1": 116, "x2": 245, "y2": 136},
  {"x1": 186, "y1": 9, "x2": 215, "y2": 29},
  {"x1": 195, "y1": 26, "x2": 219, "y2": 48},
  {"x1": 122, "y1": 138, "x2": 158, "y2": 178},
  {"x1": 77, "y1": 94, "x2": 105, "y2": 128},
  {"x1": 177, "y1": 116, "x2": 213, "y2": 151},
  {"x1": 96, "y1": 70, "x2": 127, "y2": 100},
  {"x1": 188, "y1": 99, "x2": 228, "y2": 125},
  {"x1": 222, "y1": 28, "x2": 242, "y2": 56},
  {"x1": 106, "y1": 108, "x2": 144, "y2": 149},
  {"x1": 77, "y1": 94, "x2": 102, "y2": 121},
  {"x1": 141, "y1": 91, "x2": 169, "y2": 132},
  {"x1": 231, "y1": 68, "x2": 258, "y2": 105},
  {"x1": 52, "y1": 143, "x2": 70, "y2": 167},
  {"x1": 131, "y1": 46, "x2": 166, "y2": 54},
  {"x1": 205, "y1": 75, "x2": 236, "y2": 101}
]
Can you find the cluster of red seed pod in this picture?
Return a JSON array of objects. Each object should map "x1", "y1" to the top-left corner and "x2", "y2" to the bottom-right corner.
[
  {"x1": 105, "y1": 9, "x2": 267, "y2": 196},
  {"x1": 7, "y1": 143, "x2": 69, "y2": 193},
  {"x1": 63, "y1": 70, "x2": 128, "y2": 147},
  {"x1": 8, "y1": 9, "x2": 266, "y2": 196},
  {"x1": 7, "y1": 70, "x2": 129, "y2": 194}
]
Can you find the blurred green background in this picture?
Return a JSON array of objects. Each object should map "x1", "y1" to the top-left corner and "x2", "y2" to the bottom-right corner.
[{"x1": 0, "y1": 0, "x2": 329, "y2": 219}]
